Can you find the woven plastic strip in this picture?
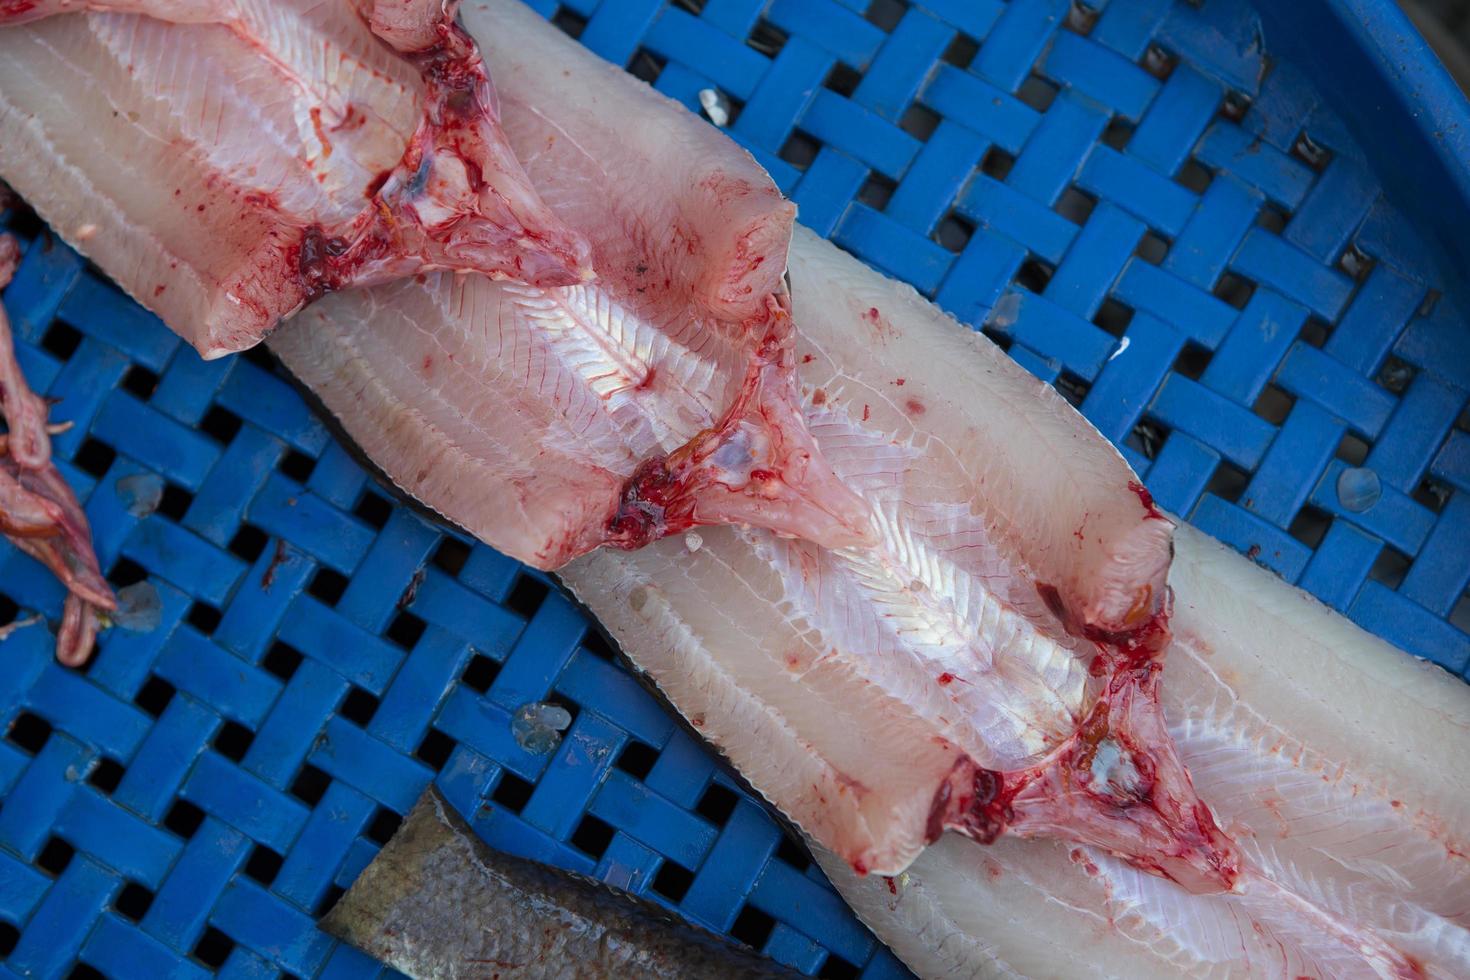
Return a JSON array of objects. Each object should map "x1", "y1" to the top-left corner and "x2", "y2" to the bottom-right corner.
[{"x1": 2, "y1": 1, "x2": 1468, "y2": 978}]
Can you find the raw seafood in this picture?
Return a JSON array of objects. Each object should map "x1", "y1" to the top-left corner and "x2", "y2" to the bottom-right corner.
[
  {"x1": 0, "y1": 0, "x2": 590, "y2": 357},
  {"x1": 0, "y1": 233, "x2": 115, "y2": 664},
  {"x1": 323, "y1": 786, "x2": 800, "y2": 979},
  {"x1": 819, "y1": 523, "x2": 1470, "y2": 978}
]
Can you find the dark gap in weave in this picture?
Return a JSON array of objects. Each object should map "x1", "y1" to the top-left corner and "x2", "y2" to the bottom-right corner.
[
  {"x1": 262, "y1": 641, "x2": 304, "y2": 681},
  {"x1": 113, "y1": 882, "x2": 155, "y2": 923},
  {"x1": 582, "y1": 628, "x2": 619, "y2": 662},
  {"x1": 386, "y1": 610, "x2": 427, "y2": 650},
  {"x1": 774, "y1": 830, "x2": 812, "y2": 871},
  {"x1": 133, "y1": 676, "x2": 175, "y2": 718},
  {"x1": 747, "y1": 18, "x2": 788, "y2": 57},
  {"x1": 1291, "y1": 130, "x2": 1334, "y2": 172},
  {"x1": 191, "y1": 927, "x2": 235, "y2": 970},
  {"x1": 934, "y1": 213, "x2": 974, "y2": 253},
  {"x1": 1063, "y1": 0, "x2": 1100, "y2": 36},
  {"x1": 506, "y1": 574, "x2": 550, "y2": 620},
  {"x1": 243, "y1": 844, "x2": 283, "y2": 887},
  {"x1": 1299, "y1": 316, "x2": 1332, "y2": 348},
  {"x1": 163, "y1": 799, "x2": 205, "y2": 840},
  {"x1": 1142, "y1": 43, "x2": 1178, "y2": 80},
  {"x1": 67, "y1": 964, "x2": 105, "y2": 980},
  {"x1": 1375, "y1": 354, "x2": 1418, "y2": 395},
  {"x1": 306, "y1": 567, "x2": 349, "y2": 606},
  {"x1": 227, "y1": 524, "x2": 269, "y2": 563},
  {"x1": 1219, "y1": 89, "x2": 1253, "y2": 123},
  {"x1": 1368, "y1": 546, "x2": 1412, "y2": 589},
  {"x1": 121, "y1": 365, "x2": 160, "y2": 401},
  {"x1": 431, "y1": 537, "x2": 471, "y2": 576},
  {"x1": 74, "y1": 438, "x2": 116, "y2": 479},
  {"x1": 819, "y1": 953, "x2": 862, "y2": 979},
  {"x1": 627, "y1": 48, "x2": 666, "y2": 85},
  {"x1": 0, "y1": 593, "x2": 17, "y2": 628},
  {"x1": 0, "y1": 923, "x2": 20, "y2": 958},
  {"x1": 824, "y1": 62, "x2": 863, "y2": 98},
  {"x1": 279, "y1": 449, "x2": 316, "y2": 484},
  {"x1": 289, "y1": 764, "x2": 331, "y2": 807},
  {"x1": 1176, "y1": 158, "x2": 1215, "y2": 194},
  {"x1": 108, "y1": 557, "x2": 148, "y2": 589},
  {"x1": 778, "y1": 131, "x2": 820, "y2": 171},
  {"x1": 864, "y1": 0, "x2": 904, "y2": 32},
  {"x1": 1054, "y1": 186, "x2": 1096, "y2": 226},
  {"x1": 212, "y1": 721, "x2": 254, "y2": 763},
  {"x1": 1172, "y1": 342, "x2": 1212, "y2": 381},
  {"x1": 1338, "y1": 242, "x2": 1375, "y2": 283},
  {"x1": 40, "y1": 320, "x2": 82, "y2": 360},
  {"x1": 941, "y1": 34, "x2": 979, "y2": 70},
  {"x1": 899, "y1": 103, "x2": 940, "y2": 142},
  {"x1": 570, "y1": 813, "x2": 615, "y2": 858},
  {"x1": 1093, "y1": 298, "x2": 1134, "y2": 337},
  {"x1": 1204, "y1": 460, "x2": 1250, "y2": 504},
  {"x1": 1055, "y1": 372, "x2": 1090, "y2": 408},
  {"x1": 353, "y1": 490, "x2": 392, "y2": 530},
  {"x1": 615, "y1": 741, "x2": 660, "y2": 780},
  {"x1": 491, "y1": 773, "x2": 535, "y2": 815},
  {"x1": 1414, "y1": 476, "x2": 1451, "y2": 515},
  {"x1": 1335, "y1": 431, "x2": 1370, "y2": 466},
  {"x1": 981, "y1": 325, "x2": 1013, "y2": 352},
  {"x1": 1016, "y1": 74, "x2": 1059, "y2": 113},
  {"x1": 461, "y1": 652, "x2": 500, "y2": 693},
  {"x1": 340, "y1": 687, "x2": 380, "y2": 727},
  {"x1": 651, "y1": 860, "x2": 695, "y2": 903},
  {"x1": 857, "y1": 173, "x2": 897, "y2": 211},
  {"x1": 156, "y1": 482, "x2": 193, "y2": 522},
  {"x1": 86, "y1": 757, "x2": 125, "y2": 795},
  {"x1": 6, "y1": 712, "x2": 51, "y2": 756},
  {"x1": 37, "y1": 836, "x2": 75, "y2": 876},
  {"x1": 367, "y1": 807, "x2": 403, "y2": 845},
  {"x1": 1100, "y1": 117, "x2": 1135, "y2": 151},
  {"x1": 550, "y1": 7, "x2": 587, "y2": 40},
  {"x1": 414, "y1": 728, "x2": 456, "y2": 771},
  {"x1": 730, "y1": 905, "x2": 777, "y2": 949},
  {"x1": 1252, "y1": 384, "x2": 1296, "y2": 425},
  {"x1": 1126, "y1": 418, "x2": 1168, "y2": 460},
  {"x1": 695, "y1": 781, "x2": 739, "y2": 826},
  {"x1": 980, "y1": 146, "x2": 1015, "y2": 181},
  {"x1": 1015, "y1": 258, "x2": 1053, "y2": 293},
  {"x1": 671, "y1": 0, "x2": 706, "y2": 13},
  {"x1": 238, "y1": 343, "x2": 276, "y2": 372},
  {"x1": 1212, "y1": 271, "x2": 1255, "y2": 310},
  {"x1": 199, "y1": 405, "x2": 243, "y2": 446},
  {"x1": 544, "y1": 691, "x2": 581, "y2": 728},
  {"x1": 314, "y1": 885, "x2": 347, "y2": 919},
  {"x1": 1419, "y1": 288, "x2": 1442, "y2": 319},
  {"x1": 1255, "y1": 202, "x2": 1290, "y2": 234},
  {"x1": 1451, "y1": 593, "x2": 1470, "y2": 635},
  {"x1": 1135, "y1": 231, "x2": 1172, "y2": 266},
  {"x1": 186, "y1": 601, "x2": 222, "y2": 636},
  {"x1": 1288, "y1": 505, "x2": 1332, "y2": 549}
]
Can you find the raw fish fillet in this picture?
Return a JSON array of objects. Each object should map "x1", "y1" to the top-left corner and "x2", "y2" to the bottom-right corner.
[
  {"x1": 271, "y1": 0, "x2": 875, "y2": 566},
  {"x1": 0, "y1": 0, "x2": 591, "y2": 357},
  {"x1": 820, "y1": 524, "x2": 1470, "y2": 979},
  {"x1": 0, "y1": 233, "x2": 115, "y2": 664}
]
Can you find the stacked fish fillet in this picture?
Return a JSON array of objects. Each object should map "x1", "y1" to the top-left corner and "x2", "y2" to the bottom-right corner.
[{"x1": 0, "y1": 1, "x2": 1465, "y2": 977}]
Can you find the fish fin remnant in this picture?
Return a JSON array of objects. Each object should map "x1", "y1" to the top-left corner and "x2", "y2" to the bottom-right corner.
[{"x1": 0, "y1": 234, "x2": 116, "y2": 666}]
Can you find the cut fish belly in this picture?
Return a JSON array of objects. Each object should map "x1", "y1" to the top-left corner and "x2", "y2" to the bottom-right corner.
[
  {"x1": 0, "y1": 0, "x2": 590, "y2": 358},
  {"x1": 819, "y1": 524, "x2": 1470, "y2": 979},
  {"x1": 271, "y1": 0, "x2": 872, "y2": 566}
]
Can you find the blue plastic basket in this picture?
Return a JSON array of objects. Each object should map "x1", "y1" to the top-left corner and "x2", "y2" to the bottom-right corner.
[{"x1": 2, "y1": 0, "x2": 1467, "y2": 977}]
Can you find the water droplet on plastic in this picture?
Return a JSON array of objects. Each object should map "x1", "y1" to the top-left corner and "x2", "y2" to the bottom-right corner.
[
  {"x1": 698, "y1": 88, "x2": 730, "y2": 128},
  {"x1": 512, "y1": 701, "x2": 572, "y2": 754},
  {"x1": 112, "y1": 581, "x2": 162, "y2": 632},
  {"x1": 1337, "y1": 467, "x2": 1381, "y2": 513},
  {"x1": 684, "y1": 531, "x2": 703, "y2": 552},
  {"x1": 116, "y1": 472, "x2": 165, "y2": 518},
  {"x1": 988, "y1": 291, "x2": 1023, "y2": 330}
]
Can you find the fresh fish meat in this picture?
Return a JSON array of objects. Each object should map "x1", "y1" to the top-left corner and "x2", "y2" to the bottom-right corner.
[
  {"x1": 323, "y1": 785, "x2": 801, "y2": 979},
  {"x1": 0, "y1": 233, "x2": 115, "y2": 664},
  {"x1": 820, "y1": 523, "x2": 1470, "y2": 979},
  {"x1": 0, "y1": 0, "x2": 591, "y2": 357}
]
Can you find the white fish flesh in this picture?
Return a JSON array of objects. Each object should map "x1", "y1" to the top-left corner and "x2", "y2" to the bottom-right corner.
[
  {"x1": 820, "y1": 523, "x2": 1470, "y2": 979},
  {"x1": 0, "y1": 0, "x2": 592, "y2": 357}
]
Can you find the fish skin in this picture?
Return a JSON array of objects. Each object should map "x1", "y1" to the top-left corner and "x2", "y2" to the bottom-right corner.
[
  {"x1": 819, "y1": 524, "x2": 1470, "y2": 978},
  {"x1": 0, "y1": 0, "x2": 590, "y2": 358},
  {"x1": 322, "y1": 785, "x2": 802, "y2": 979}
]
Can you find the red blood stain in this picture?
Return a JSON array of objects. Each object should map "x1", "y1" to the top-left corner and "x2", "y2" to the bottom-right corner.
[
  {"x1": 812, "y1": 388, "x2": 827, "y2": 406},
  {"x1": 936, "y1": 672, "x2": 955, "y2": 686},
  {"x1": 885, "y1": 877, "x2": 897, "y2": 895},
  {"x1": 862, "y1": 404, "x2": 871, "y2": 422},
  {"x1": 1127, "y1": 480, "x2": 1166, "y2": 520},
  {"x1": 801, "y1": 353, "x2": 814, "y2": 364},
  {"x1": 905, "y1": 398, "x2": 925, "y2": 416},
  {"x1": 153, "y1": 285, "x2": 166, "y2": 297},
  {"x1": 892, "y1": 377, "x2": 906, "y2": 386}
]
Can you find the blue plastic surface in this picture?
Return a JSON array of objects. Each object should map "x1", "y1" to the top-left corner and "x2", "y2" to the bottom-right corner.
[{"x1": 2, "y1": 0, "x2": 1469, "y2": 977}]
